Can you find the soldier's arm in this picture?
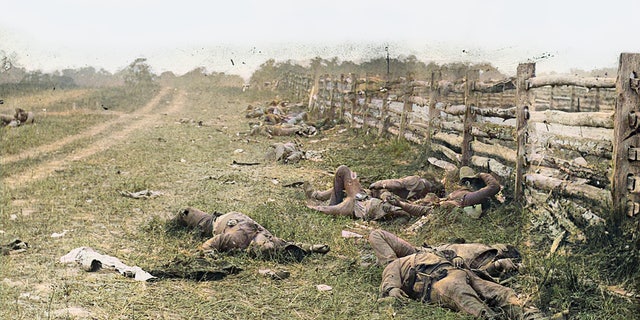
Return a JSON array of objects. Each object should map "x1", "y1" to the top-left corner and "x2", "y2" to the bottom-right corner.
[
  {"x1": 390, "y1": 198, "x2": 433, "y2": 217},
  {"x1": 201, "y1": 231, "x2": 252, "y2": 252},
  {"x1": 380, "y1": 259, "x2": 404, "y2": 297},
  {"x1": 460, "y1": 173, "x2": 501, "y2": 207},
  {"x1": 201, "y1": 235, "x2": 224, "y2": 251}
]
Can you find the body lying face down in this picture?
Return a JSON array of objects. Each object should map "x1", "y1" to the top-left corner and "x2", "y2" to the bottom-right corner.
[{"x1": 174, "y1": 207, "x2": 329, "y2": 261}]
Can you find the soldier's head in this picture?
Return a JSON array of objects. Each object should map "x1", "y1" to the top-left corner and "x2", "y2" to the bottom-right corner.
[
  {"x1": 425, "y1": 179, "x2": 446, "y2": 198},
  {"x1": 459, "y1": 166, "x2": 487, "y2": 191},
  {"x1": 459, "y1": 166, "x2": 476, "y2": 183},
  {"x1": 459, "y1": 166, "x2": 486, "y2": 190}
]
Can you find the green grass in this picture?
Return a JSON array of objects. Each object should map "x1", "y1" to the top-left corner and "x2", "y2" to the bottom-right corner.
[
  {"x1": 1, "y1": 83, "x2": 638, "y2": 320},
  {"x1": 1, "y1": 113, "x2": 115, "y2": 156}
]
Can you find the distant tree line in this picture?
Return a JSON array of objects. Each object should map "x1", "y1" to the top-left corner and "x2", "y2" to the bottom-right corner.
[
  {"x1": 0, "y1": 50, "x2": 244, "y2": 94},
  {"x1": 0, "y1": 49, "x2": 618, "y2": 95},
  {"x1": 248, "y1": 55, "x2": 510, "y2": 90},
  {"x1": 159, "y1": 66, "x2": 244, "y2": 88}
]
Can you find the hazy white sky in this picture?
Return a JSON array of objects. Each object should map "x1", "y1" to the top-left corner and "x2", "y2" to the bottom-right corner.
[{"x1": 1, "y1": 0, "x2": 638, "y2": 79}]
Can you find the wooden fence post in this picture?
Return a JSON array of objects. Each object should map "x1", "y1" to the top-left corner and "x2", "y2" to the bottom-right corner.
[
  {"x1": 328, "y1": 78, "x2": 336, "y2": 123},
  {"x1": 336, "y1": 75, "x2": 343, "y2": 121},
  {"x1": 362, "y1": 74, "x2": 370, "y2": 132},
  {"x1": 461, "y1": 69, "x2": 479, "y2": 166},
  {"x1": 308, "y1": 73, "x2": 320, "y2": 116},
  {"x1": 350, "y1": 73, "x2": 358, "y2": 128},
  {"x1": 291, "y1": 73, "x2": 297, "y2": 100},
  {"x1": 399, "y1": 77, "x2": 413, "y2": 141},
  {"x1": 378, "y1": 82, "x2": 390, "y2": 138},
  {"x1": 424, "y1": 72, "x2": 439, "y2": 154},
  {"x1": 514, "y1": 63, "x2": 536, "y2": 203},
  {"x1": 570, "y1": 85, "x2": 576, "y2": 112},
  {"x1": 612, "y1": 53, "x2": 640, "y2": 228},
  {"x1": 320, "y1": 76, "x2": 328, "y2": 118}
]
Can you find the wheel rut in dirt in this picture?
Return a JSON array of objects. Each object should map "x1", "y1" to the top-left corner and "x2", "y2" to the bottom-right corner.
[{"x1": 3, "y1": 87, "x2": 186, "y2": 189}]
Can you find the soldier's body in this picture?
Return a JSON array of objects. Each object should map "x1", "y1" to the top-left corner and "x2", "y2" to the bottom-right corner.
[
  {"x1": 1, "y1": 108, "x2": 35, "y2": 127},
  {"x1": 304, "y1": 165, "x2": 423, "y2": 221},
  {"x1": 250, "y1": 122, "x2": 316, "y2": 138},
  {"x1": 176, "y1": 207, "x2": 329, "y2": 261},
  {"x1": 368, "y1": 229, "x2": 521, "y2": 277},
  {"x1": 387, "y1": 166, "x2": 501, "y2": 218},
  {"x1": 379, "y1": 249, "x2": 526, "y2": 319},
  {"x1": 369, "y1": 174, "x2": 443, "y2": 201}
]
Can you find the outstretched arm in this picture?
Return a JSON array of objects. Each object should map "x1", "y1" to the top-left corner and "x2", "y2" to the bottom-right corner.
[
  {"x1": 460, "y1": 173, "x2": 501, "y2": 207},
  {"x1": 201, "y1": 231, "x2": 254, "y2": 252},
  {"x1": 387, "y1": 196, "x2": 434, "y2": 217}
]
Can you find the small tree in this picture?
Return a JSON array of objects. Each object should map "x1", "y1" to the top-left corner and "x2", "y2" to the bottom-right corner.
[
  {"x1": 122, "y1": 58, "x2": 156, "y2": 88},
  {"x1": 249, "y1": 59, "x2": 277, "y2": 89}
]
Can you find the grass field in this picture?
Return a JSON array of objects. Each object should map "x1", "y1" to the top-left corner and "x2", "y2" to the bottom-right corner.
[{"x1": 1, "y1": 82, "x2": 638, "y2": 319}]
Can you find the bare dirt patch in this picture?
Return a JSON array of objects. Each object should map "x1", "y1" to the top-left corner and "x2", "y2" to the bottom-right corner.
[{"x1": 3, "y1": 87, "x2": 183, "y2": 188}]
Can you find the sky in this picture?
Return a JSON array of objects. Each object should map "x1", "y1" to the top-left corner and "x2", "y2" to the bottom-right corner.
[{"x1": 1, "y1": 0, "x2": 639, "y2": 80}]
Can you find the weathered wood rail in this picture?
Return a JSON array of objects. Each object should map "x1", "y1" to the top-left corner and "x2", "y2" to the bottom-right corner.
[{"x1": 279, "y1": 53, "x2": 640, "y2": 243}]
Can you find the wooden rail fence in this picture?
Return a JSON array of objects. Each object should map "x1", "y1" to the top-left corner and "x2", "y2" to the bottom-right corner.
[{"x1": 279, "y1": 53, "x2": 640, "y2": 242}]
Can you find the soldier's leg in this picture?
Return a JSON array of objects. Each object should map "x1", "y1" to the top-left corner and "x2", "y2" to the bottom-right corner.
[
  {"x1": 368, "y1": 229, "x2": 417, "y2": 266},
  {"x1": 464, "y1": 269, "x2": 523, "y2": 316},
  {"x1": 305, "y1": 165, "x2": 359, "y2": 205},
  {"x1": 304, "y1": 181, "x2": 334, "y2": 201},
  {"x1": 329, "y1": 165, "x2": 352, "y2": 205},
  {"x1": 430, "y1": 269, "x2": 497, "y2": 318}
]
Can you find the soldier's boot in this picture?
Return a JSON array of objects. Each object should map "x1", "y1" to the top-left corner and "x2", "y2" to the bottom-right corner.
[{"x1": 175, "y1": 207, "x2": 214, "y2": 237}]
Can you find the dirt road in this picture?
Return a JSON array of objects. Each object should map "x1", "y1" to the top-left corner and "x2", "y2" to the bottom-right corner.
[{"x1": 2, "y1": 87, "x2": 186, "y2": 188}]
